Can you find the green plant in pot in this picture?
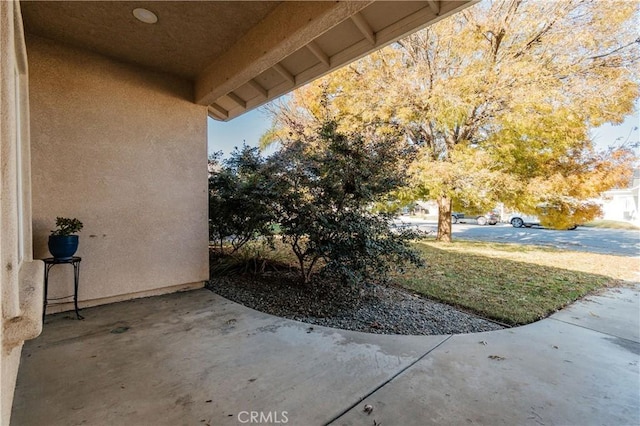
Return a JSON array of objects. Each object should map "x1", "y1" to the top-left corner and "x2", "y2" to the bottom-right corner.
[{"x1": 48, "y1": 217, "x2": 83, "y2": 259}]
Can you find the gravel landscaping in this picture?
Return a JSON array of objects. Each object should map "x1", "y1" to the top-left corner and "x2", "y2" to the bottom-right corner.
[{"x1": 207, "y1": 271, "x2": 504, "y2": 335}]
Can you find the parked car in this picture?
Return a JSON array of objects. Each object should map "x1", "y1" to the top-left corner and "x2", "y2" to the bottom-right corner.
[
  {"x1": 452, "y1": 211, "x2": 499, "y2": 225},
  {"x1": 509, "y1": 213, "x2": 578, "y2": 230}
]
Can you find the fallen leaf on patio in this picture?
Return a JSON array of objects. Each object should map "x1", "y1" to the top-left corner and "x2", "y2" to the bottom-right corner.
[
  {"x1": 306, "y1": 327, "x2": 314, "y2": 333},
  {"x1": 226, "y1": 318, "x2": 237, "y2": 325},
  {"x1": 589, "y1": 311, "x2": 600, "y2": 317},
  {"x1": 110, "y1": 326, "x2": 130, "y2": 334},
  {"x1": 552, "y1": 345, "x2": 558, "y2": 349},
  {"x1": 363, "y1": 404, "x2": 373, "y2": 414},
  {"x1": 248, "y1": 378, "x2": 257, "y2": 382},
  {"x1": 479, "y1": 341, "x2": 487, "y2": 345},
  {"x1": 488, "y1": 355, "x2": 505, "y2": 361},
  {"x1": 205, "y1": 400, "x2": 212, "y2": 403}
]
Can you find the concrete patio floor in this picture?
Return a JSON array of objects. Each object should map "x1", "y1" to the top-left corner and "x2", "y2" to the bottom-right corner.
[{"x1": 11, "y1": 286, "x2": 640, "y2": 426}]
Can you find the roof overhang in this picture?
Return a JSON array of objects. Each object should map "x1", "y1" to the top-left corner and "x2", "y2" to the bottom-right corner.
[{"x1": 21, "y1": 1, "x2": 476, "y2": 121}]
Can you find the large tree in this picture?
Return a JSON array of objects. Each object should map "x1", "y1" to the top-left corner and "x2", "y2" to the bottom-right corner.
[{"x1": 263, "y1": 0, "x2": 638, "y2": 241}]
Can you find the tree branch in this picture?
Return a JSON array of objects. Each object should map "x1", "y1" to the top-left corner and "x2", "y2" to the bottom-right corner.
[{"x1": 589, "y1": 37, "x2": 640, "y2": 61}]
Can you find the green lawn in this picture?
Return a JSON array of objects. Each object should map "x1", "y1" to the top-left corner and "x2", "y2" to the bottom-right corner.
[
  {"x1": 394, "y1": 240, "x2": 637, "y2": 325},
  {"x1": 213, "y1": 238, "x2": 637, "y2": 326}
]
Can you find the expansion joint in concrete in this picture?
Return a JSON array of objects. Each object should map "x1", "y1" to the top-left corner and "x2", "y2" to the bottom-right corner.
[
  {"x1": 549, "y1": 317, "x2": 640, "y2": 343},
  {"x1": 324, "y1": 334, "x2": 454, "y2": 426}
]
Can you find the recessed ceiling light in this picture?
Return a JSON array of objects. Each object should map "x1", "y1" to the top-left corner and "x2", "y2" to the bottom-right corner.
[{"x1": 133, "y1": 8, "x2": 158, "y2": 24}]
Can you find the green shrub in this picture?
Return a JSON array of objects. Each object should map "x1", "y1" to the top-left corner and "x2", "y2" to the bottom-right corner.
[
  {"x1": 263, "y1": 121, "x2": 424, "y2": 285},
  {"x1": 209, "y1": 121, "x2": 425, "y2": 288},
  {"x1": 208, "y1": 146, "x2": 276, "y2": 253}
]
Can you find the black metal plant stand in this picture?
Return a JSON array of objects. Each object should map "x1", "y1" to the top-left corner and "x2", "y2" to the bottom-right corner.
[{"x1": 43, "y1": 257, "x2": 83, "y2": 320}]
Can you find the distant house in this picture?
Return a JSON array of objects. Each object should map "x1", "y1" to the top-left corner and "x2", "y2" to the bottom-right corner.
[{"x1": 600, "y1": 169, "x2": 639, "y2": 224}]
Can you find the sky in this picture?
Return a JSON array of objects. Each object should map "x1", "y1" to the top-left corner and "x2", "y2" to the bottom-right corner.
[
  {"x1": 207, "y1": 108, "x2": 272, "y2": 158},
  {"x1": 208, "y1": 101, "x2": 640, "y2": 158}
]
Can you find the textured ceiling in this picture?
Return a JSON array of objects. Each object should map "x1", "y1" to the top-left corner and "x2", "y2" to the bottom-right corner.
[
  {"x1": 21, "y1": 1, "x2": 281, "y2": 79},
  {"x1": 20, "y1": 1, "x2": 475, "y2": 120}
]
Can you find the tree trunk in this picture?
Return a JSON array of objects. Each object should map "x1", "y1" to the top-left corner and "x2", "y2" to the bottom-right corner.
[
  {"x1": 295, "y1": 251, "x2": 309, "y2": 285},
  {"x1": 436, "y1": 196, "x2": 453, "y2": 242}
]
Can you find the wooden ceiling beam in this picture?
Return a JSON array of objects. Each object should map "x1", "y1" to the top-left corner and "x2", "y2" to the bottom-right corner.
[
  {"x1": 273, "y1": 63, "x2": 296, "y2": 85},
  {"x1": 427, "y1": 1, "x2": 441, "y2": 16},
  {"x1": 196, "y1": 1, "x2": 373, "y2": 107},
  {"x1": 226, "y1": 92, "x2": 247, "y2": 109},
  {"x1": 351, "y1": 12, "x2": 376, "y2": 45},
  {"x1": 248, "y1": 79, "x2": 268, "y2": 99},
  {"x1": 208, "y1": 104, "x2": 228, "y2": 120},
  {"x1": 307, "y1": 41, "x2": 331, "y2": 67}
]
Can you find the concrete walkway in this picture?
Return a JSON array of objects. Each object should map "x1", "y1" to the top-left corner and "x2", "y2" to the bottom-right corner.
[{"x1": 12, "y1": 286, "x2": 639, "y2": 426}]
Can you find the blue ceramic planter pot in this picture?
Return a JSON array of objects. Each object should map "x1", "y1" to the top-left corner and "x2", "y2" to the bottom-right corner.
[{"x1": 48, "y1": 235, "x2": 79, "y2": 259}]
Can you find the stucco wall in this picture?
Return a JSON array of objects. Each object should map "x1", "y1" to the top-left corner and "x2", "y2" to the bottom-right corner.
[
  {"x1": 2, "y1": 2, "x2": 44, "y2": 424},
  {"x1": 28, "y1": 35, "x2": 209, "y2": 308}
]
